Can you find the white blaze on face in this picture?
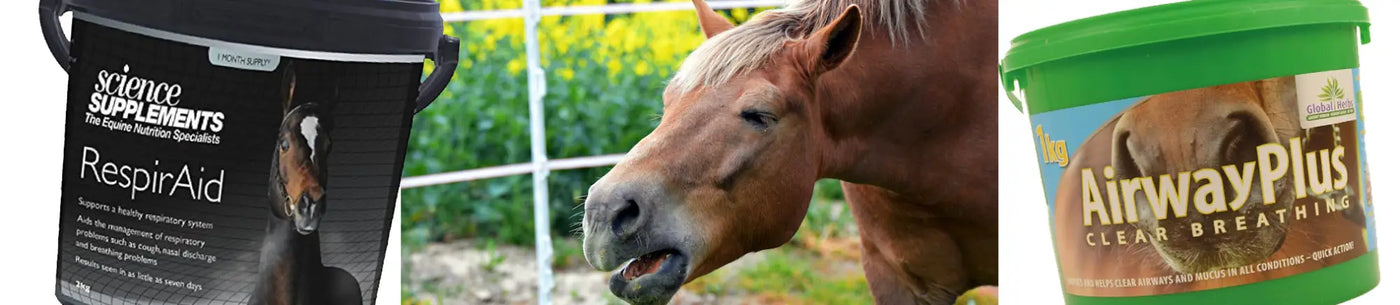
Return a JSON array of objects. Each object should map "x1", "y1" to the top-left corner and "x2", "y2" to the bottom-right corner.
[{"x1": 300, "y1": 115, "x2": 320, "y2": 161}]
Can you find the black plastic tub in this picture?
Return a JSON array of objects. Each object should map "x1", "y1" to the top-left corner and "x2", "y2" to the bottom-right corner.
[{"x1": 41, "y1": 0, "x2": 458, "y2": 304}]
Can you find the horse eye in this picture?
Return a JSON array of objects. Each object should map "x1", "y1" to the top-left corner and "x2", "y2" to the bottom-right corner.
[
  {"x1": 280, "y1": 137, "x2": 290, "y2": 151},
  {"x1": 740, "y1": 110, "x2": 776, "y2": 129}
]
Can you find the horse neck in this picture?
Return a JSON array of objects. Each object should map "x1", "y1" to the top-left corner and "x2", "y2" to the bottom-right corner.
[
  {"x1": 259, "y1": 215, "x2": 322, "y2": 279},
  {"x1": 815, "y1": 0, "x2": 998, "y2": 203}
]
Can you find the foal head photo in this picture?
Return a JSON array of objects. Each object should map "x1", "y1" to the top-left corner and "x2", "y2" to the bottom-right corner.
[
  {"x1": 269, "y1": 69, "x2": 332, "y2": 235},
  {"x1": 253, "y1": 65, "x2": 363, "y2": 305}
]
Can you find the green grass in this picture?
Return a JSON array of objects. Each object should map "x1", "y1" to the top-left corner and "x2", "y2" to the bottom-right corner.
[
  {"x1": 552, "y1": 238, "x2": 587, "y2": 269},
  {"x1": 683, "y1": 246, "x2": 871, "y2": 305},
  {"x1": 401, "y1": 275, "x2": 459, "y2": 305},
  {"x1": 800, "y1": 179, "x2": 858, "y2": 239},
  {"x1": 478, "y1": 240, "x2": 507, "y2": 273}
]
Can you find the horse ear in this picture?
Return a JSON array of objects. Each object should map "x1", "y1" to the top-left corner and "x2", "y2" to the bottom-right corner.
[
  {"x1": 804, "y1": 5, "x2": 861, "y2": 75},
  {"x1": 693, "y1": 0, "x2": 734, "y2": 38},
  {"x1": 282, "y1": 64, "x2": 297, "y2": 114}
]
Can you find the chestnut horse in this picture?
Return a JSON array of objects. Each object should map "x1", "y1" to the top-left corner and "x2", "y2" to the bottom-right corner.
[
  {"x1": 251, "y1": 67, "x2": 361, "y2": 305},
  {"x1": 1053, "y1": 77, "x2": 1366, "y2": 296},
  {"x1": 581, "y1": 0, "x2": 997, "y2": 304}
]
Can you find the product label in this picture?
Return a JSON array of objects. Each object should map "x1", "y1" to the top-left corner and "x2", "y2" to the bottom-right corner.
[
  {"x1": 57, "y1": 19, "x2": 423, "y2": 305},
  {"x1": 1031, "y1": 69, "x2": 1377, "y2": 297}
]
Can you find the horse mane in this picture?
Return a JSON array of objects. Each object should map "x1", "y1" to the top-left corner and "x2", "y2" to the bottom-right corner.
[{"x1": 671, "y1": 0, "x2": 940, "y2": 92}]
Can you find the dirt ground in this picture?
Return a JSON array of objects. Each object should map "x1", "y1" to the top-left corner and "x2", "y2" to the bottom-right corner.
[
  {"x1": 402, "y1": 199, "x2": 879, "y2": 304},
  {"x1": 403, "y1": 239, "x2": 769, "y2": 305},
  {"x1": 401, "y1": 238, "x2": 999, "y2": 305}
]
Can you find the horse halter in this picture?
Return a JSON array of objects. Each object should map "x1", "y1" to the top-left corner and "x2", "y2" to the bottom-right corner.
[
  {"x1": 275, "y1": 168, "x2": 296, "y2": 218},
  {"x1": 274, "y1": 106, "x2": 326, "y2": 233}
]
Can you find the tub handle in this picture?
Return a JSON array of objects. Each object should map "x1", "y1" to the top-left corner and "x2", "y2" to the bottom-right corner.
[
  {"x1": 415, "y1": 35, "x2": 460, "y2": 114},
  {"x1": 40, "y1": 0, "x2": 72, "y2": 72},
  {"x1": 999, "y1": 64, "x2": 1028, "y2": 113}
]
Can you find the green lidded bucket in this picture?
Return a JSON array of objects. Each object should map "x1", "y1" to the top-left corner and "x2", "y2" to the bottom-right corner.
[{"x1": 1001, "y1": 0, "x2": 1377, "y2": 304}]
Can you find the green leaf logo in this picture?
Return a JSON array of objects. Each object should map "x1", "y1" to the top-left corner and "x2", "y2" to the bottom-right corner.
[{"x1": 1318, "y1": 77, "x2": 1345, "y2": 102}]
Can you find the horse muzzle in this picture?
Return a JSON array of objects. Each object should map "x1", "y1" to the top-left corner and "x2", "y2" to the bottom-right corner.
[
  {"x1": 1114, "y1": 101, "x2": 1293, "y2": 272},
  {"x1": 293, "y1": 193, "x2": 323, "y2": 235},
  {"x1": 581, "y1": 180, "x2": 694, "y2": 305}
]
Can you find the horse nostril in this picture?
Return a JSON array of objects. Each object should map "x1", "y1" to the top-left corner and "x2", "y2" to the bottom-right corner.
[
  {"x1": 612, "y1": 199, "x2": 642, "y2": 238},
  {"x1": 1222, "y1": 112, "x2": 1269, "y2": 162}
]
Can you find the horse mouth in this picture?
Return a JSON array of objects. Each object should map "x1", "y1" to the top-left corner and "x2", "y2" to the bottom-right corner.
[
  {"x1": 1143, "y1": 189, "x2": 1291, "y2": 273},
  {"x1": 609, "y1": 249, "x2": 687, "y2": 304}
]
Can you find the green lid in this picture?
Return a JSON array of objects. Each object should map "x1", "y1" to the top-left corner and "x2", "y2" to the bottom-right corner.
[{"x1": 1001, "y1": 0, "x2": 1370, "y2": 74}]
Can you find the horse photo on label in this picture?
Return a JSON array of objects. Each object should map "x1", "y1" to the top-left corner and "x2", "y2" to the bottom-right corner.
[
  {"x1": 1053, "y1": 77, "x2": 1367, "y2": 296},
  {"x1": 253, "y1": 64, "x2": 362, "y2": 305}
]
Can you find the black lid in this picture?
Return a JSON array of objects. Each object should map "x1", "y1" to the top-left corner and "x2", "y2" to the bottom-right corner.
[{"x1": 64, "y1": 0, "x2": 444, "y2": 56}]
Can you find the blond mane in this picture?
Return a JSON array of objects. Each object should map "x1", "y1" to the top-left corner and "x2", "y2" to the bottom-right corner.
[{"x1": 670, "y1": 0, "x2": 938, "y2": 92}]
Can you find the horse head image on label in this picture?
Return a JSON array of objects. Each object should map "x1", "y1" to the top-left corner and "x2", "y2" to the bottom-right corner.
[
  {"x1": 269, "y1": 68, "x2": 332, "y2": 236},
  {"x1": 253, "y1": 65, "x2": 360, "y2": 305}
]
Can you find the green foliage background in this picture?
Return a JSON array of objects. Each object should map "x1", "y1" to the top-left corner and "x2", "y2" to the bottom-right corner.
[{"x1": 401, "y1": 0, "x2": 841, "y2": 248}]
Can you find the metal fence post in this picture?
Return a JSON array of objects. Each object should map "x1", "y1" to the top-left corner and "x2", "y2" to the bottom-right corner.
[{"x1": 522, "y1": 0, "x2": 554, "y2": 304}]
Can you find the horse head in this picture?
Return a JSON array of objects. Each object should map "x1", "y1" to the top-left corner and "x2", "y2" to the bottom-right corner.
[
  {"x1": 269, "y1": 68, "x2": 331, "y2": 235},
  {"x1": 581, "y1": 1, "x2": 863, "y2": 303},
  {"x1": 574, "y1": 1, "x2": 856, "y2": 302}
]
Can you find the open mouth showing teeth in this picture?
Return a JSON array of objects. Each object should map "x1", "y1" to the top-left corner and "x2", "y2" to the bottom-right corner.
[
  {"x1": 622, "y1": 250, "x2": 674, "y2": 281},
  {"x1": 608, "y1": 248, "x2": 688, "y2": 304}
]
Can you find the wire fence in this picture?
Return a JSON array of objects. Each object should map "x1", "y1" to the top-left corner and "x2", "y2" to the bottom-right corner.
[
  {"x1": 440, "y1": 0, "x2": 785, "y2": 21},
  {"x1": 399, "y1": 1, "x2": 782, "y2": 304}
]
